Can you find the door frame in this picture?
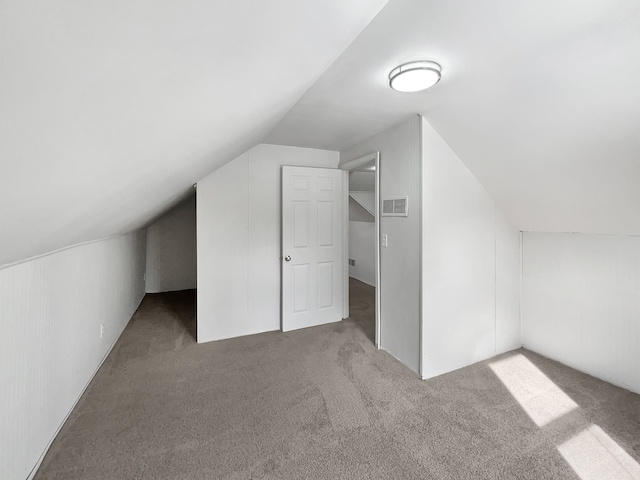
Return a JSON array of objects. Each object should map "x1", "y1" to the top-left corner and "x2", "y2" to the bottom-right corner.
[{"x1": 341, "y1": 152, "x2": 381, "y2": 348}]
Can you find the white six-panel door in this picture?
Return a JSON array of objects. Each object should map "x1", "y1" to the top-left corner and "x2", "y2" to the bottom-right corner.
[{"x1": 282, "y1": 166, "x2": 344, "y2": 332}]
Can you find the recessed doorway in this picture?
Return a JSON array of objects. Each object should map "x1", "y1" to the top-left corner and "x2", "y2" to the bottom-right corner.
[{"x1": 341, "y1": 152, "x2": 380, "y2": 347}]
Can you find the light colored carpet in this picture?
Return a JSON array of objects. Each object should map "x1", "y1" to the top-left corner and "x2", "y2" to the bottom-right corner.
[{"x1": 35, "y1": 279, "x2": 640, "y2": 479}]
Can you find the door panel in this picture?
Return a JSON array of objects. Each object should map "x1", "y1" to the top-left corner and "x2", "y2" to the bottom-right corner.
[
  {"x1": 317, "y1": 202, "x2": 333, "y2": 246},
  {"x1": 317, "y1": 262, "x2": 333, "y2": 309},
  {"x1": 282, "y1": 166, "x2": 344, "y2": 331},
  {"x1": 292, "y1": 264, "x2": 310, "y2": 313},
  {"x1": 293, "y1": 202, "x2": 310, "y2": 248}
]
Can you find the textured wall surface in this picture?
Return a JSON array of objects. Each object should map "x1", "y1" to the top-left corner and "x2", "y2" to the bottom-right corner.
[
  {"x1": 349, "y1": 221, "x2": 376, "y2": 287},
  {"x1": 349, "y1": 196, "x2": 374, "y2": 223},
  {"x1": 146, "y1": 195, "x2": 197, "y2": 293},
  {"x1": 197, "y1": 144, "x2": 339, "y2": 343},
  {"x1": 421, "y1": 118, "x2": 521, "y2": 379},
  {"x1": 0, "y1": 231, "x2": 147, "y2": 479},
  {"x1": 522, "y1": 232, "x2": 640, "y2": 394},
  {"x1": 341, "y1": 116, "x2": 422, "y2": 374}
]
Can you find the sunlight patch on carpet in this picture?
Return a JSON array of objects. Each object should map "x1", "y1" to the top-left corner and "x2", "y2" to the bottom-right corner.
[
  {"x1": 558, "y1": 424, "x2": 640, "y2": 480},
  {"x1": 489, "y1": 354, "x2": 577, "y2": 427}
]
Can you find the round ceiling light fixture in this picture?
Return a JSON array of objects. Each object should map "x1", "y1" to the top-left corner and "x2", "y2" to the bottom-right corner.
[{"x1": 389, "y1": 60, "x2": 442, "y2": 92}]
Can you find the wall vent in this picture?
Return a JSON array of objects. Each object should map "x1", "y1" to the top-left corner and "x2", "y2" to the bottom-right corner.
[{"x1": 381, "y1": 197, "x2": 409, "y2": 217}]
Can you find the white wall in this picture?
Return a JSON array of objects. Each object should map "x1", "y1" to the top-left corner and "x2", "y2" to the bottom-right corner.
[
  {"x1": 349, "y1": 191, "x2": 375, "y2": 216},
  {"x1": 522, "y1": 232, "x2": 640, "y2": 394},
  {"x1": 348, "y1": 194, "x2": 375, "y2": 287},
  {"x1": 349, "y1": 195, "x2": 374, "y2": 222},
  {"x1": 341, "y1": 116, "x2": 422, "y2": 374},
  {"x1": 496, "y1": 211, "x2": 522, "y2": 353},
  {"x1": 421, "y1": 118, "x2": 520, "y2": 379},
  {"x1": 146, "y1": 194, "x2": 197, "y2": 293},
  {"x1": 349, "y1": 221, "x2": 376, "y2": 286},
  {"x1": 197, "y1": 144, "x2": 339, "y2": 343},
  {"x1": 0, "y1": 232, "x2": 147, "y2": 480}
]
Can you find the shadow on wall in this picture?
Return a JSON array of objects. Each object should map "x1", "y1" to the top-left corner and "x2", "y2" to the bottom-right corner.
[{"x1": 146, "y1": 194, "x2": 197, "y2": 294}]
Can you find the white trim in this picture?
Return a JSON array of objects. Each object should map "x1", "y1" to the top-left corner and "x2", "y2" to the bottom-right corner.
[
  {"x1": 418, "y1": 115, "x2": 423, "y2": 377},
  {"x1": 341, "y1": 152, "x2": 377, "y2": 171},
  {"x1": 494, "y1": 206, "x2": 497, "y2": 355},
  {"x1": 0, "y1": 232, "x2": 134, "y2": 271},
  {"x1": 342, "y1": 170, "x2": 350, "y2": 320},
  {"x1": 341, "y1": 152, "x2": 381, "y2": 348},
  {"x1": 374, "y1": 153, "x2": 381, "y2": 348},
  {"x1": 519, "y1": 231, "x2": 524, "y2": 346}
]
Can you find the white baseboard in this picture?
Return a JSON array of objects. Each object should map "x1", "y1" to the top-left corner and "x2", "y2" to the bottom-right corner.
[
  {"x1": 521, "y1": 345, "x2": 640, "y2": 396},
  {"x1": 26, "y1": 298, "x2": 142, "y2": 480},
  {"x1": 421, "y1": 346, "x2": 523, "y2": 381}
]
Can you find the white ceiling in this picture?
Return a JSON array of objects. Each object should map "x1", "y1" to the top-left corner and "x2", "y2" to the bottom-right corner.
[
  {"x1": 3, "y1": 0, "x2": 640, "y2": 268},
  {"x1": 268, "y1": 0, "x2": 640, "y2": 235},
  {"x1": 0, "y1": 0, "x2": 388, "y2": 267}
]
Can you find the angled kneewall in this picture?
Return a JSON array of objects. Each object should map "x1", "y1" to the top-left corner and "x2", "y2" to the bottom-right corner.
[
  {"x1": 421, "y1": 118, "x2": 521, "y2": 379},
  {"x1": 0, "y1": 231, "x2": 147, "y2": 480}
]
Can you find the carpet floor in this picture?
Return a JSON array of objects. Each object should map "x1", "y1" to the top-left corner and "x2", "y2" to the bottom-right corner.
[{"x1": 35, "y1": 278, "x2": 640, "y2": 479}]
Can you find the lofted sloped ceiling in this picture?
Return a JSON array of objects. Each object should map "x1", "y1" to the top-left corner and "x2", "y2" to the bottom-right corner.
[
  {"x1": 0, "y1": 0, "x2": 388, "y2": 267},
  {"x1": 268, "y1": 0, "x2": 640, "y2": 236}
]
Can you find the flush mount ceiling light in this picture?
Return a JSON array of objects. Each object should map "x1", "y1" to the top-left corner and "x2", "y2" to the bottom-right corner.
[{"x1": 389, "y1": 60, "x2": 442, "y2": 92}]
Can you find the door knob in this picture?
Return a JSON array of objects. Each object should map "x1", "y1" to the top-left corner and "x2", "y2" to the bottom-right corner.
[{"x1": 284, "y1": 255, "x2": 291, "y2": 262}]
